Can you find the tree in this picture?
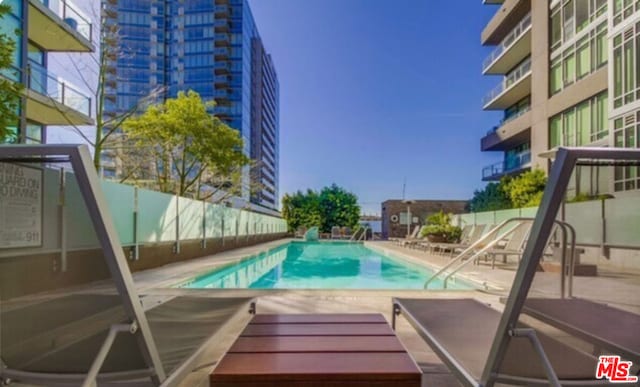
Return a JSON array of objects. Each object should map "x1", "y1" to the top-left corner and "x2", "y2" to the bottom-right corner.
[
  {"x1": 503, "y1": 169, "x2": 547, "y2": 207},
  {"x1": 0, "y1": 4, "x2": 23, "y2": 142},
  {"x1": 469, "y1": 181, "x2": 512, "y2": 212},
  {"x1": 122, "y1": 90, "x2": 250, "y2": 198},
  {"x1": 281, "y1": 184, "x2": 360, "y2": 233},
  {"x1": 319, "y1": 184, "x2": 360, "y2": 232},
  {"x1": 469, "y1": 169, "x2": 547, "y2": 212}
]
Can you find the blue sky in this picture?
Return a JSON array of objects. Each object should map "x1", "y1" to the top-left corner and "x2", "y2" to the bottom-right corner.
[{"x1": 249, "y1": 0, "x2": 503, "y2": 215}]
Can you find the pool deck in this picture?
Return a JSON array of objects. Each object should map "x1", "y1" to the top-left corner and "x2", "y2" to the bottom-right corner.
[
  {"x1": 127, "y1": 238, "x2": 640, "y2": 387},
  {"x1": 9, "y1": 238, "x2": 640, "y2": 387}
]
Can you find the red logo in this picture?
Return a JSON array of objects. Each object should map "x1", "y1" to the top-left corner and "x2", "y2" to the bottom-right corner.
[{"x1": 596, "y1": 356, "x2": 638, "y2": 383}]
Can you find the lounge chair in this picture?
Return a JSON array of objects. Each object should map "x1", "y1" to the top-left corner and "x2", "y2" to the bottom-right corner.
[
  {"x1": 481, "y1": 221, "x2": 532, "y2": 269},
  {"x1": 331, "y1": 226, "x2": 341, "y2": 239},
  {"x1": 432, "y1": 224, "x2": 488, "y2": 256},
  {"x1": 342, "y1": 226, "x2": 352, "y2": 240},
  {"x1": 389, "y1": 225, "x2": 420, "y2": 245},
  {"x1": 391, "y1": 147, "x2": 640, "y2": 386},
  {"x1": 294, "y1": 226, "x2": 307, "y2": 238},
  {"x1": 416, "y1": 224, "x2": 473, "y2": 252},
  {"x1": 0, "y1": 145, "x2": 256, "y2": 387},
  {"x1": 518, "y1": 298, "x2": 640, "y2": 364}
]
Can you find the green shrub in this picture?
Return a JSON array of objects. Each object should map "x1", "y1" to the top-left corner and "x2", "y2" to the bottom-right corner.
[{"x1": 420, "y1": 211, "x2": 462, "y2": 242}]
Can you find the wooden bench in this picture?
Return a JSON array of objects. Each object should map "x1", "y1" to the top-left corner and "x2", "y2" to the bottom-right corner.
[{"x1": 210, "y1": 313, "x2": 421, "y2": 386}]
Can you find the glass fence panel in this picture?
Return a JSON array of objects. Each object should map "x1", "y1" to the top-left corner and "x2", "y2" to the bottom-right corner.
[
  {"x1": 137, "y1": 188, "x2": 177, "y2": 243},
  {"x1": 605, "y1": 195, "x2": 640, "y2": 247},
  {"x1": 205, "y1": 203, "x2": 223, "y2": 239},
  {"x1": 101, "y1": 180, "x2": 135, "y2": 245},
  {"x1": 178, "y1": 197, "x2": 203, "y2": 240},
  {"x1": 474, "y1": 211, "x2": 496, "y2": 226},
  {"x1": 66, "y1": 171, "x2": 100, "y2": 249},
  {"x1": 564, "y1": 200, "x2": 602, "y2": 245},
  {"x1": 494, "y1": 208, "x2": 521, "y2": 223}
]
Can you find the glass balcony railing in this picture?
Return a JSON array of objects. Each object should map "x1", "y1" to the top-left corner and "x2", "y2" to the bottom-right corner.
[
  {"x1": 37, "y1": 0, "x2": 93, "y2": 43},
  {"x1": 482, "y1": 13, "x2": 531, "y2": 72},
  {"x1": 486, "y1": 106, "x2": 531, "y2": 135},
  {"x1": 482, "y1": 57, "x2": 531, "y2": 107},
  {"x1": 214, "y1": 5, "x2": 229, "y2": 16},
  {"x1": 482, "y1": 150, "x2": 531, "y2": 180},
  {"x1": 27, "y1": 62, "x2": 92, "y2": 117}
]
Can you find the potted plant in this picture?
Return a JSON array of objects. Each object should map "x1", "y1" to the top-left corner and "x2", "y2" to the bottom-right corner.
[{"x1": 421, "y1": 211, "x2": 462, "y2": 243}]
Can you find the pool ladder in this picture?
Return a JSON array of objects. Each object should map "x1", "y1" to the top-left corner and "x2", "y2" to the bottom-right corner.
[{"x1": 349, "y1": 226, "x2": 370, "y2": 242}]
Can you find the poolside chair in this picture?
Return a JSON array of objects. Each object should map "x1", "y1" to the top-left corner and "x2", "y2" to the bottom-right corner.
[
  {"x1": 331, "y1": 226, "x2": 341, "y2": 239},
  {"x1": 294, "y1": 226, "x2": 307, "y2": 239},
  {"x1": 481, "y1": 221, "x2": 532, "y2": 269},
  {"x1": 392, "y1": 147, "x2": 640, "y2": 387},
  {"x1": 389, "y1": 224, "x2": 420, "y2": 245},
  {"x1": 343, "y1": 226, "x2": 352, "y2": 240},
  {"x1": 416, "y1": 224, "x2": 473, "y2": 252},
  {"x1": 431, "y1": 224, "x2": 487, "y2": 256},
  {"x1": 0, "y1": 145, "x2": 256, "y2": 387}
]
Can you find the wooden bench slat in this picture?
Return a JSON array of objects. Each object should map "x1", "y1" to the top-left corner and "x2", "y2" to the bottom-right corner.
[
  {"x1": 211, "y1": 352, "x2": 421, "y2": 381},
  {"x1": 228, "y1": 336, "x2": 406, "y2": 353},
  {"x1": 240, "y1": 323, "x2": 394, "y2": 337},
  {"x1": 250, "y1": 314, "x2": 387, "y2": 324}
]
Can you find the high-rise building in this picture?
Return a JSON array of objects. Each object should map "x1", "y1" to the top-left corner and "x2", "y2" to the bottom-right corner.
[
  {"x1": 103, "y1": 0, "x2": 279, "y2": 211},
  {"x1": 0, "y1": 0, "x2": 94, "y2": 144},
  {"x1": 480, "y1": 0, "x2": 640, "y2": 197}
]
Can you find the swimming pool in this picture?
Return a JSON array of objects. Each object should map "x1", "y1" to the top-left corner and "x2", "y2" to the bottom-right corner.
[{"x1": 180, "y1": 241, "x2": 475, "y2": 290}]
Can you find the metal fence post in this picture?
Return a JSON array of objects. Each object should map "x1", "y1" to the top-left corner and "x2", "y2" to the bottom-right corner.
[
  {"x1": 201, "y1": 200, "x2": 207, "y2": 249},
  {"x1": 174, "y1": 195, "x2": 180, "y2": 254},
  {"x1": 132, "y1": 187, "x2": 139, "y2": 260},
  {"x1": 58, "y1": 168, "x2": 67, "y2": 272}
]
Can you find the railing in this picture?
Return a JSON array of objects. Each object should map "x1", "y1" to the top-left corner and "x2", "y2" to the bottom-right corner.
[
  {"x1": 482, "y1": 57, "x2": 531, "y2": 107},
  {"x1": 482, "y1": 150, "x2": 531, "y2": 179},
  {"x1": 482, "y1": 13, "x2": 531, "y2": 72},
  {"x1": 486, "y1": 106, "x2": 531, "y2": 135},
  {"x1": 38, "y1": 0, "x2": 93, "y2": 43},
  {"x1": 26, "y1": 62, "x2": 92, "y2": 117}
]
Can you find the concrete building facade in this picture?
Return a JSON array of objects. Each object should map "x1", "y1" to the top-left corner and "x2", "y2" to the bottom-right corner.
[
  {"x1": 381, "y1": 199, "x2": 469, "y2": 239},
  {"x1": 481, "y1": 0, "x2": 640, "y2": 198}
]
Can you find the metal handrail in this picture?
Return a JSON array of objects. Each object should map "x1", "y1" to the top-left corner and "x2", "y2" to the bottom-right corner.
[
  {"x1": 442, "y1": 223, "x2": 524, "y2": 288},
  {"x1": 423, "y1": 219, "x2": 523, "y2": 289},
  {"x1": 424, "y1": 217, "x2": 575, "y2": 290},
  {"x1": 349, "y1": 225, "x2": 363, "y2": 242}
]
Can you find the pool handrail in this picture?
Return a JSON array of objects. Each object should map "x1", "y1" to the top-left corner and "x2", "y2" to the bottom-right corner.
[{"x1": 424, "y1": 217, "x2": 575, "y2": 290}]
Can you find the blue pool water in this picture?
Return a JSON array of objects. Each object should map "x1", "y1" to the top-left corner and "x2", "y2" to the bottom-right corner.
[{"x1": 180, "y1": 241, "x2": 474, "y2": 290}]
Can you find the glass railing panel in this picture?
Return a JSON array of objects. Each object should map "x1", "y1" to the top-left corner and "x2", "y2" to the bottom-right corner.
[
  {"x1": 482, "y1": 13, "x2": 532, "y2": 71},
  {"x1": 482, "y1": 57, "x2": 531, "y2": 106},
  {"x1": 27, "y1": 62, "x2": 91, "y2": 116},
  {"x1": 37, "y1": 0, "x2": 93, "y2": 43}
]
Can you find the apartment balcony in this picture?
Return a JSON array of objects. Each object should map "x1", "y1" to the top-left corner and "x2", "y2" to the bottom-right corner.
[
  {"x1": 214, "y1": 61, "x2": 231, "y2": 75},
  {"x1": 214, "y1": 75, "x2": 231, "y2": 87},
  {"x1": 28, "y1": 0, "x2": 93, "y2": 52},
  {"x1": 214, "y1": 33, "x2": 231, "y2": 47},
  {"x1": 213, "y1": 89, "x2": 231, "y2": 100},
  {"x1": 482, "y1": 150, "x2": 531, "y2": 181},
  {"x1": 482, "y1": 13, "x2": 531, "y2": 74},
  {"x1": 214, "y1": 47, "x2": 230, "y2": 60},
  {"x1": 214, "y1": 5, "x2": 230, "y2": 17},
  {"x1": 482, "y1": 57, "x2": 531, "y2": 110},
  {"x1": 483, "y1": 0, "x2": 504, "y2": 4},
  {"x1": 481, "y1": 108, "x2": 531, "y2": 151},
  {"x1": 23, "y1": 63, "x2": 93, "y2": 126},
  {"x1": 214, "y1": 20, "x2": 230, "y2": 33},
  {"x1": 481, "y1": 0, "x2": 531, "y2": 46}
]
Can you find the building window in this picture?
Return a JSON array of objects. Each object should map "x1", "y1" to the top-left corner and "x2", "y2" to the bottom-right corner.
[
  {"x1": 25, "y1": 123, "x2": 43, "y2": 144},
  {"x1": 549, "y1": 92, "x2": 608, "y2": 148},
  {"x1": 550, "y1": 22, "x2": 606, "y2": 95},
  {"x1": 550, "y1": 0, "x2": 607, "y2": 51},
  {"x1": 613, "y1": 111, "x2": 640, "y2": 191},
  {"x1": 612, "y1": 0, "x2": 640, "y2": 26},
  {"x1": 612, "y1": 23, "x2": 640, "y2": 109}
]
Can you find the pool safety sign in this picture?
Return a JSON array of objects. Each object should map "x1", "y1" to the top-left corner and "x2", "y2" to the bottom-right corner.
[{"x1": 0, "y1": 163, "x2": 43, "y2": 248}]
